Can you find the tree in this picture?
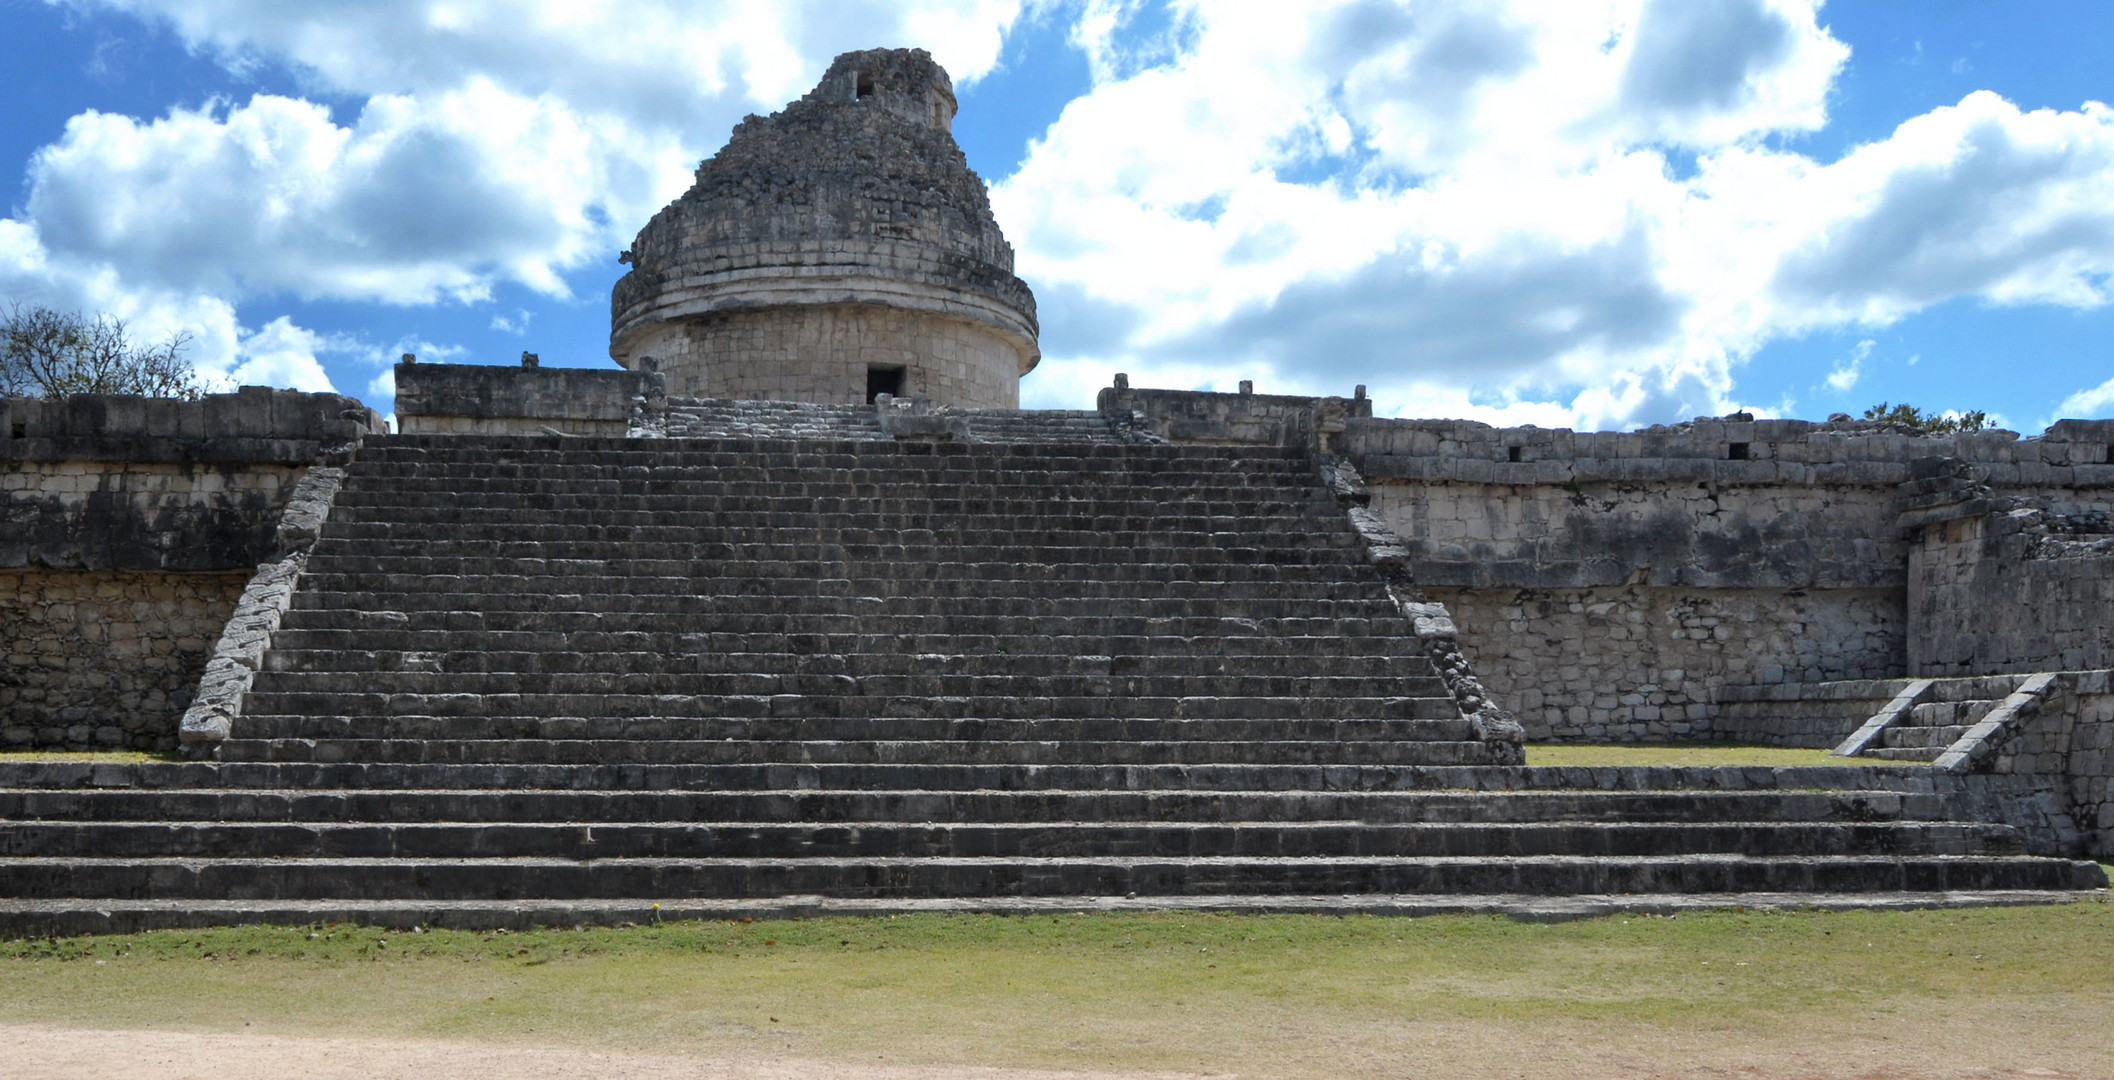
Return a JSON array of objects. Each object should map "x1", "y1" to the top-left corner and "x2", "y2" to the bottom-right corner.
[
  {"x1": 1862, "y1": 401, "x2": 1989, "y2": 435},
  {"x1": 1, "y1": 301, "x2": 203, "y2": 399}
]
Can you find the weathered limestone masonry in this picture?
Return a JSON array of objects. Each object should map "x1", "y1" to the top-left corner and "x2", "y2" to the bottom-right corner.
[
  {"x1": 394, "y1": 359, "x2": 666, "y2": 437},
  {"x1": 1097, "y1": 386, "x2": 2114, "y2": 747},
  {"x1": 1899, "y1": 426, "x2": 2114, "y2": 676},
  {"x1": 1333, "y1": 413, "x2": 2114, "y2": 745},
  {"x1": 610, "y1": 49, "x2": 1037, "y2": 407},
  {"x1": 0, "y1": 390, "x2": 384, "y2": 750}
]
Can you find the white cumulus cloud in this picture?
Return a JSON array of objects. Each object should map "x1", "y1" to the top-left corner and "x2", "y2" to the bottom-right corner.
[
  {"x1": 2057, "y1": 376, "x2": 2114, "y2": 419},
  {"x1": 1006, "y1": 0, "x2": 2114, "y2": 427}
]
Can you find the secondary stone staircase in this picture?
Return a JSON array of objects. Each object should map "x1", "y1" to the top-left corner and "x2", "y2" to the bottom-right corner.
[
  {"x1": 0, "y1": 422, "x2": 2103, "y2": 934},
  {"x1": 1835, "y1": 675, "x2": 2043, "y2": 764},
  {"x1": 1870, "y1": 698, "x2": 2001, "y2": 763}
]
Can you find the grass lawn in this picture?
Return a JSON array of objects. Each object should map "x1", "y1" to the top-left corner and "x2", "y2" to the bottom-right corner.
[
  {"x1": 4, "y1": 904, "x2": 2110, "y2": 1078},
  {"x1": 0, "y1": 749, "x2": 178, "y2": 764},
  {"x1": 1525, "y1": 742, "x2": 1876, "y2": 767}
]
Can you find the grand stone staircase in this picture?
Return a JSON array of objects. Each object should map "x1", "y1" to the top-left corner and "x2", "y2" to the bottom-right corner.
[{"x1": 0, "y1": 414, "x2": 2102, "y2": 934}]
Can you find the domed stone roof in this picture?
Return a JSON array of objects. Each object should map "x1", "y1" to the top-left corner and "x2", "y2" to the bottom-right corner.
[{"x1": 609, "y1": 48, "x2": 1038, "y2": 405}]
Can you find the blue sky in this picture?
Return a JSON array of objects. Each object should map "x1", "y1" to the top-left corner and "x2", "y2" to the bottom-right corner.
[{"x1": 2, "y1": 0, "x2": 2111, "y2": 433}]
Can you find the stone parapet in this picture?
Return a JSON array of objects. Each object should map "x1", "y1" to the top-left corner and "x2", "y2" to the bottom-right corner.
[
  {"x1": 1341, "y1": 414, "x2": 2114, "y2": 477},
  {"x1": 1098, "y1": 384, "x2": 1369, "y2": 450},
  {"x1": 1, "y1": 388, "x2": 381, "y2": 465},
  {"x1": 393, "y1": 361, "x2": 665, "y2": 437},
  {"x1": 2, "y1": 389, "x2": 382, "y2": 572}
]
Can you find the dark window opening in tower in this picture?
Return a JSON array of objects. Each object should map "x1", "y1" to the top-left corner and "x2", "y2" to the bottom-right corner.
[
  {"x1": 867, "y1": 365, "x2": 905, "y2": 401},
  {"x1": 856, "y1": 72, "x2": 876, "y2": 99}
]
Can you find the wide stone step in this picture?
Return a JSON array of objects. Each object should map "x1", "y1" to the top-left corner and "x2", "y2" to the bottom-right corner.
[
  {"x1": 270, "y1": 612, "x2": 1409, "y2": 641},
  {"x1": 280, "y1": 590, "x2": 1397, "y2": 619},
  {"x1": 1882, "y1": 724, "x2": 1971, "y2": 750},
  {"x1": 209, "y1": 737, "x2": 1507, "y2": 767},
  {"x1": 2, "y1": 854, "x2": 2097, "y2": 901},
  {"x1": 283, "y1": 582, "x2": 1392, "y2": 613},
  {"x1": 321, "y1": 506, "x2": 1339, "y2": 530},
  {"x1": 335, "y1": 465, "x2": 1320, "y2": 488},
  {"x1": 288, "y1": 566, "x2": 1389, "y2": 595},
  {"x1": 0, "y1": 787, "x2": 1968, "y2": 827},
  {"x1": 245, "y1": 671, "x2": 1449, "y2": 700},
  {"x1": 0, "y1": 821, "x2": 2028, "y2": 861},
  {"x1": 0, "y1": 759, "x2": 1991, "y2": 795},
  {"x1": 236, "y1": 691, "x2": 1455, "y2": 722},
  {"x1": 319, "y1": 516, "x2": 1331, "y2": 544},
  {"x1": 228, "y1": 713, "x2": 1473, "y2": 743},
  {"x1": 1908, "y1": 701, "x2": 1999, "y2": 727},
  {"x1": 351, "y1": 443, "x2": 1304, "y2": 466},
  {"x1": 303, "y1": 543, "x2": 1366, "y2": 568},
  {"x1": 262, "y1": 629, "x2": 1430, "y2": 658},
  {"x1": 1865, "y1": 746, "x2": 1946, "y2": 762},
  {"x1": 286, "y1": 573, "x2": 1388, "y2": 600},
  {"x1": 259, "y1": 649, "x2": 1436, "y2": 679}
]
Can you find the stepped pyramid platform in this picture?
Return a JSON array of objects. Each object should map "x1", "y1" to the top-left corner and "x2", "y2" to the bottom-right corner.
[{"x1": 1, "y1": 410, "x2": 2102, "y2": 935}]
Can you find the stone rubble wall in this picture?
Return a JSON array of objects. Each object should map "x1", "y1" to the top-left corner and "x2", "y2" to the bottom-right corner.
[
  {"x1": 0, "y1": 569, "x2": 246, "y2": 751},
  {"x1": 1, "y1": 389, "x2": 381, "y2": 750}
]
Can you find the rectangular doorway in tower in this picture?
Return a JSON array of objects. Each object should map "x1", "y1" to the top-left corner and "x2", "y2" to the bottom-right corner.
[{"x1": 867, "y1": 365, "x2": 905, "y2": 402}]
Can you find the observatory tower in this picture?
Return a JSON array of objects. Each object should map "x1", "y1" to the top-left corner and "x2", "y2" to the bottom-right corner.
[{"x1": 610, "y1": 48, "x2": 1039, "y2": 407}]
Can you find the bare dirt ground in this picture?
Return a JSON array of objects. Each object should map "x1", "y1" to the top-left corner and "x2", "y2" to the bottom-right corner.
[
  {"x1": 0, "y1": 1025, "x2": 1210, "y2": 1080},
  {"x1": 5, "y1": 1020, "x2": 2105, "y2": 1080}
]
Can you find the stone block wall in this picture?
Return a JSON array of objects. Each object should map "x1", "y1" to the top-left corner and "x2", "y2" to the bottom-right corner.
[
  {"x1": 626, "y1": 304, "x2": 1022, "y2": 407},
  {"x1": 1099, "y1": 385, "x2": 1370, "y2": 448},
  {"x1": 2063, "y1": 672, "x2": 2114, "y2": 857},
  {"x1": 1714, "y1": 678, "x2": 1911, "y2": 748},
  {"x1": 1431, "y1": 586, "x2": 1903, "y2": 743},
  {"x1": 1, "y1": 389, "x2": 380, "y2": 750},
  {"x1": 1307, "y1": 406, "x2": 2110, "y2": 742},
  {"x1": 1908, "y1": 508, "x2": 2114, "y2": 676},
  {"x1": 394, "y1": 361, "x2": 664, "y2": 437},
  {"x1": 1, "y1": 569, "x2": 246, "y2": 750}
]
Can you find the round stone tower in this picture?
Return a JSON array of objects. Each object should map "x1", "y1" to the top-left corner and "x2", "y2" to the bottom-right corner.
[{"x1": 610, "y1": 48, "x2": 1038, "y2": 407}]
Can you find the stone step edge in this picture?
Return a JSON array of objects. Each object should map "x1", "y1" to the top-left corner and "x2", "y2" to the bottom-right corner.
[{"x1": 2, "y1": 891, "x2": 2102, "y2": 938}]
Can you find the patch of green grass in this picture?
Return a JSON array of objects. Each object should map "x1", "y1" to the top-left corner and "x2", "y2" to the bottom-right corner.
[
  {"x1": 0, "y1": 749, "x2": 179, "y2": 764},
  {"x1": 1525, "y1": 742, "x2": 1880, "y2": 767},
  {"x1": 3, "y1": 904, "x2": 2109, "y2": 1077}
]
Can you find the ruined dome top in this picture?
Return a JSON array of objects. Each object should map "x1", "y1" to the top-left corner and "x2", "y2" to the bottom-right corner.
[{"x1": 610, "y1": 48, "x2": 1038, "y2": 371}]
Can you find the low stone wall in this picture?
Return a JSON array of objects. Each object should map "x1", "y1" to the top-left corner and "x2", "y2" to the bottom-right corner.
[
  {"x1": 1099, "y1": 384, "x2": 1369, "y2": 449},
  {"x1": 1715, "y1": 678, "x2": 1911, "y2": 749},
  {"x1": 0, "y1": 568, "x2": 247, "y2": 750},
  {"x1": 1430, "y1": 586, "x2": 1903, "y2": 743},
  {"x1": 394, "y1": 361, "x2": 663, "y2": 437}
]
